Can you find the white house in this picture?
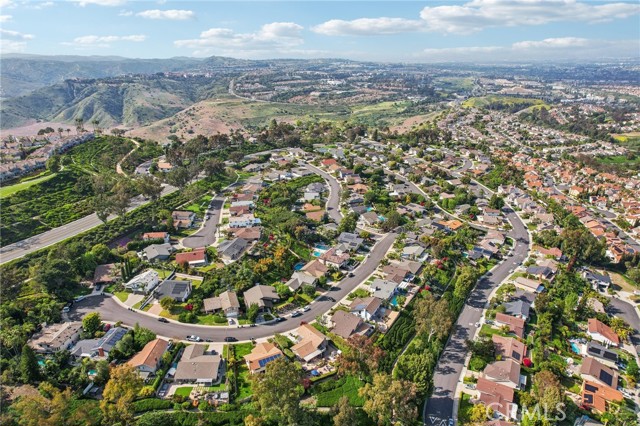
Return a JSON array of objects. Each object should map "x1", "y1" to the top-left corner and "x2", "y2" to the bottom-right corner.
[{"x1": 124, "y1": 269, "x2": 160, "y2": 293}]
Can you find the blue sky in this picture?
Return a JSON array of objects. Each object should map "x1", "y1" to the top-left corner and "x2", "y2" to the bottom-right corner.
[{"x1": 1, "y1": 0, "x2": 639, "y2": 62}]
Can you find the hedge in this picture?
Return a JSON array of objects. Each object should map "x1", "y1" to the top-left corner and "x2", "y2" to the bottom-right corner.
[
  {"x1": 314, "y1": 376, "x2": 365, "y2": 407},
  {"x1": 136, "y1": 410, "x2": 250, "y2": 426},
  {"x1": 133, "y1": 398, "x2": 173, "y2": 413}
]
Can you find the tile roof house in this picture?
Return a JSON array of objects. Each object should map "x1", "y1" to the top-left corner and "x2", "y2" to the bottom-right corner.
[
  {"x1": 154, "y1": 279, "x2": 192, "y2": 302},
  {"x1": 290, "y1": 323, "x2": 328, "y2": 362},
  {"x1": 581, "y1": 380, "x2": 624, "y2": 413},
  {"x1": 476, "y1": 377, "x2": 518, "y2": 420},
  {"x1": 492, "y1": 335, "x2": 527, "y2": 364},
  {"x1": 29, "y1": 322, "x2": 83, "y2": 354},
  {"x1": 579, "y1": 357, "x2": 619, "y2": 389},
  {"x1": 494, "y1": 313, "x2": 526, "y2": 338},
  {"x1": 330, "y1": 310, "x2": 372, "y2": 340},
  {"x1": 202, "y1": 291, "x2": 241, "y2": 318},
  {"x1": 482, "y1": 359, "x2": 522, "y2": 389},
  {"x1": 142, "y1": 232, "x2": 170, "y2": 243},
  {"x1": 286, "y1": 271, "x2": 318, "y2": 292},
  {"x1": 319, "y1": 247, "x2": 350, "y2": 269},
  {"x1": 587, "y1": 318, "x2": 620, "y2": 347},
  {"x1": 174, "y1": 344, "x2": 222, "y2": 385},
  {"x1": 585, "y1": 342, "x2": 619, "y2": 368},
  {"x1": 128, "y1": 338, "x2": 169, "y2": 375},
  {"x1": 349, "y1": 296, "x2": 383, "y2": 321},
  {"x1": 245, "y1": 342, "x2": 283, "y2": 374},
  {"x1": 175, "y1": 248, "x2": 208, "y2": 267},
  {"x1": 243, "y1": 285, "x2": 280, "y2": 311},
  {"x1": 172, "y1": 210, "x2": 196, "y2": 229},
  {"x1": 230, "y1": 227, "x2": 262, "y2": 241},
  {"x1": 301, "y1": 259, "x2": 329, "y2": 278}
]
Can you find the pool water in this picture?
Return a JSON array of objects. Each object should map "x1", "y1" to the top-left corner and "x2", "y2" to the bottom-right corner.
[
  {"x1": 390, "y1": 296, "x2": 399, "y2": 307},
  {"x1": 570, "y1": 342, "x2": 580, "y2": 354},
  {"x1": 312, "y1": 250, "x2": 323, "y2": 257},
  {"x1": 294, "y1": 262, "x2": 305, "y2": 271}
]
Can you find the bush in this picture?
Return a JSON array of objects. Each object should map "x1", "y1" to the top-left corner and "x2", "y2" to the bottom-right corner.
[
  {"x1": 133, "y1": 398, "x2": 173, "y2": 413},
  {"x1": 315, "y1": 376, "x2": 365, "y2": 407},
  {"x1": 469, "y1": 356, "x2": 487, "y2": 372},
  {"x1": 181, "y1": 401, "x2": 192, "y2": 410}
]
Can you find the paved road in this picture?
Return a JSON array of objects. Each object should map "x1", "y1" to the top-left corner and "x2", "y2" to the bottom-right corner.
[
  {"x1": 302, "y1": 163, "x2": 342, "y2": 223},
  {"x1": 182, "y1": 196, "x2": 225, "y2": 248},
  {"x1": 607, "y1": 297, "x2": 640, "y2": 354},
  {"x1": 69, "y1": 232, "x2": 397, "y2": 341},
  {"x1": 424, "y1": 202, "x2": 530, "y2": 423},
  {"x1": 0, "y1": 184, "x2": 177, "y2": 264}
]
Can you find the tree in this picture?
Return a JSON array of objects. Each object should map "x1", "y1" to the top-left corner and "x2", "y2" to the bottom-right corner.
[
  {"x1": 469, "y1": 403, "x2": 493, "y2": 423},
  {"x1": 531, "y1": 370, "x2": 563, "y2": 416},
  {"x1": 251, "y1": 357, "x2": 303, "y2": 425},
  {"x1": 489, "y1": 194, "x2": 505, "y2": 210},
  {"x1": 360, "y1": 373, "x2": 418, "y2": 426},
  {"x1": 33, "y1": 259, "x2": 78, "y2": 300},
  {"x1": 337, "y1": 335, "x2": 385, "y2": 379},
  {"x1": 159, "y1": 296, "x2": 175, "y2": 312},
  {"x1": 100, "y1": 364, "x2": 142, "y2": 426},
  {"x1": 381, "y1": 211, "x2": 401, "y2": 232},
  {"x1": 202, "y1": 158, "x2": 225, "y2": 177},
  {"x1": 136, "y1": 175, "x2": 163, "y2": 201},
  {"x1": 46, "y1": 155, "x2": 61, "y2": 173},
  {"x1": 20, "y1": 344, "x2": 40, "y2": 384},
  {"x1": 332, "y1": 396, "x2": 357, "y2": 426},
  {"x1": 82, "y1": 312, "x2": 102, "y2": 336},
  {"x1": 247, "y1": 303, "x2": 260, "y2": 323},
  {"x1": 414, "y1": 292, "x2": 452, "y2": 342},
  {"x1": 133, "y1": 323, "x2": 156, "y2": 350}
]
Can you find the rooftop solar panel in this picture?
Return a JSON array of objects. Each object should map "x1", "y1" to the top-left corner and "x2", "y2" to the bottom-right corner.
[{"x1": 599, "y1": 371, "x2": 613, "y2": 386}]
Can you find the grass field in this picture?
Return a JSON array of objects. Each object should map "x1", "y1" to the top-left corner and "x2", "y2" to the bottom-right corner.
[
  {"x1": 233, "y1": 342, "x2": 254, "y2": 359},
  {"x1": 315, "y1": 376, "x2": 365, "y2": 407},
  {"x1": 0, "y1": 172, "x2": 57, "y2": 198},
  {"x1": 174, "y1": 387, "x2": 193, "y2": 397}
]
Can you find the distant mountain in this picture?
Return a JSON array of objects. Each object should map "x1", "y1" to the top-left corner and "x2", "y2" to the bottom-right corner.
[
  {"x1": 0, "y1": 54, "x2": 208, "y2": 98},
  {"x1": 1, "y1": 74, "x2": 230, "y2": 129}
]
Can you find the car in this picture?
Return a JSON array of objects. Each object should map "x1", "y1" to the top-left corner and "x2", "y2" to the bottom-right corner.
[
  {"x1": 157, "y1": 317, "x2": 169, "y2": 323},
  {"x1": 327, "y1": 297, "x2": 335, "y2": 302},
  {"x1": 302, "y1": 305, "x2": 311, "y2": 312},
  {"x1": 290, "y1": 311, "x2": 302, "y2": 318},
  {"x1": 228, "y1": 318, "x2": 235, "y2": 325},
  {"x1": 449, "y1": 419, "x2": 455, "y2": 426},
  {"x1": 62, "y1": 306, "x2": 70, "y2": 313},
  {"x1": 276, "y1": 317, "x2": 287, "y2": 322},
  {"x1": 348, "y1": 272, "x2": 355, "y2": 277},
  {"x1": 204, "y1": 338, "x2": 213, "y2": 342},
  {"x1": 186, "y1": 335, "x2": 201, "y2": 342},
  {"x1": 250, "y1": 324, "x2": 256, "y2": 327},
  {"x1": 74, "y1": 296, "x2": 86, "y2": 303},
  {"x1": 224, "y1": 336, "x2": 238, "y2": 342}
]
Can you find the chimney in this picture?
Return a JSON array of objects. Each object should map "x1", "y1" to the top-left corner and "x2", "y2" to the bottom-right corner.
[{"x1": 98, "y1": 347, "x2": 104, "y2": 357}]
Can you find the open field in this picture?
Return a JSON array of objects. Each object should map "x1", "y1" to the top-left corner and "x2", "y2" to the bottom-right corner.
[
  {"x1": 462, "y1": 95, "x2": 548, "y2": 110},
  {"x1": 0, "y1": 172, "x2": 56, "y2": 198}
]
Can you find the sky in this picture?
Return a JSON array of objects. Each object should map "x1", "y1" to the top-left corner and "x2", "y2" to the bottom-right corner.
[{"x1": 0, "y1": 0, "x2": 639, "y2": 62}]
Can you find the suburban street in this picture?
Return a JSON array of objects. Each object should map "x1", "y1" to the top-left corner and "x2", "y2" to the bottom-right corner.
[
  {"x1": 607, "y1": 297, "x2": 640, "y2": 354},
  {"x1": 302, "y1": 162, "x2": 343, "y2": 223},
  {"x1": 182, "y1": 195, "x2": 226, "y2": 248},
  {"x1": 69, "y1": 232, "x2": 397, "y2": 342},
  {"x1": 0, "y1": 184, "x2": 177, "y2": 264}
]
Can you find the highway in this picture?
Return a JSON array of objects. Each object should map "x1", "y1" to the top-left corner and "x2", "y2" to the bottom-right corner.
[
  {"x1": 0, "y1": 184, "x2": 177, "y2": 264},
  {"x1": 69, "y1": 232, "x2": 397, "y2": 342}
]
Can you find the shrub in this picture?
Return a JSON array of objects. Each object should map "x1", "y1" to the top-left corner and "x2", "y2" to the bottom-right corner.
[
  {"x1": 133, "y1": 398, "x2": 173, "y2": 413},
  {"x1": 469, "y1": 356, "x2": 487, "y2": 372}
]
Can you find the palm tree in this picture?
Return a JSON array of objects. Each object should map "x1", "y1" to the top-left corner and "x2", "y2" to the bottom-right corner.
[
  {"x1": 57, "y1": 127, "x2": 63, "y2": 138},
  {"x1": 91, "y1": 119, "x2": 100, "y2": 134},
  {"x1": 74, "y1": 118, "x2": 84, "y2": 134}
]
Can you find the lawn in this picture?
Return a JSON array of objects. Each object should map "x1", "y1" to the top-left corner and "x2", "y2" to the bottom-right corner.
[
  {"x1": 236, "y1": 364, "x2": 253, "y2": 400},
  {"x1": 457, "y1": 392, "x2": 474, "y2": 424},
  {"x1": 196, "y1": 314, "x2": 228, "y2": 326},
  {"x1": 315, "y1": 376, "x2": 365, "y2": 407},
  {"x1": 174, "y1": 387, "x2": 193, "y2": 397},
  {"x1": 233, "y1": 342, "x2": 254, "y2": 359},
  {"x1": 0, "y1": 172, "x2": 57, "y2": 198},
  {"x1": 114, "y1": 291, "x2": 130, "y2": 303}
]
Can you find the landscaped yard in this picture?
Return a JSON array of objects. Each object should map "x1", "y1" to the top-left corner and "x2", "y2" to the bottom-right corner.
[
  {"x1": 457, "y1": 392, "x2": 474, "y2": 424},
  {"x1": 314, "y1": 375, "x2": 365, "y2": 407},
  {"x1": 233, "y1": 342, "x2": 254, "y2": 359},
  {"x1": 0, "y1": 172, "x2": 57, "y2": 198},
  {"x1": 236, "y1": 364, "x2": 253, "y2": 400},
  {"x1": 174, "y1": 386, "x2": 193, "y2": 397},
  {"x1": 114, "y1": 291, "x2": 130, "y2": 303}
]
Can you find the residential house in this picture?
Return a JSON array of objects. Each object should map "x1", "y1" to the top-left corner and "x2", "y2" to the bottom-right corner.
[
  {"x1": 229, "y1": 214, "x2": 261, "y2": 228},
  {"x1": 476, "y1": 377, "x2": 518, "y2": 420},
  {"x1": 91, "y1": 327, "x2": 128, "y2": 358},
  {"x1": 513, "y1": 277, "x2": 545, "y2": 293},
  {"x1": 29, "y1": 322, "x2": 83, "y2": 354},
  {"x1": 174, "y1": 344, "x2": 222, "y2": 385},
  {"x1": 581, "y1": 380, "x2": 624, "y2": 413},
  {"x1": 525, "y1": 266, "x2": 555, "y2": 282},
  {"x1": 125, "y1": 269, "x2": 160, "y2": 293},
  {"x1": 143, "y1": 243, "x2": 174, "y2": 262},
  {"x1": 330, "y1": 310, "x2": 372, "y2": 340},
  {"x1": 349, "y1": 296, "x2": 383, "y2": 321},
  {"x1": 142, "y1": 232, "x2": 170, "y2": 243},
  {"x1": 93, "y1": 263, "x2": 118, "y2": 285},
  {"x1": 243, "y1": 285, "x2": 280, "y2": 311},
  {"x1": 370, "y1": 278, "x2": 398, "y2": 301},
  {"x1": 504, "y1": 299, "x2": 531, "y2": 321},
  {"x1": 218, "y1": 238, "x2": 248, "y2": 261},
  {"x1": 402, "y1": 245, "x2": 426, "y2": 261},
  {"x1": 230, "y1": 227, "x2": 262, "y2": 242},
  {"x1": 586, "y1": 341, "x2": 619, "y2": 368},
  {"x1": 337, "y1": 232, "x2": 364, "y2": 251},
  {"x1": 482, "y1": 359, "x2": 522, "y2": 389},
  {"x1": 582, "y1": 271, "x2": 612, "y2": 291},
  {"x1": 128, "y1": 338, "x2": 169, "y2": 377},
  {"x1": 172, "y1": 211, "x2": 196, "y2": 229},
  {"x1": 245, "y1": 342, "x2": 283, "y2": 374},
  {"x1": 319, "y1": 248, "x2": 350, "y2": 269},
  {"x1": 579, "y1": 357, "x2": 619, "y2": 389},
  {"x1": 154, "y1": 279, "x2": 192, "y2": 302},
  {"x1": 286, "y1": 271, "x2": 318, "y2": 292},
  {"x1": 290, "y1": 323, "x2": 328, "y2": 362},
  {"x1": 202, "y1": 291, "x2": 241, "y2": 318},
  {"x1": 494, "y1": 313, "x2": 526, "y2": 338},
  {"x1": 492, "y1": 335, "x2": 527, "y2": 364},
  {"x1": 301, "y1": 259, "x2": 329, "y2": 279},
  {"x1": 574, "y1": 416, "x2": 604, "y2": 426},
  {"x1": 306, "y1": 209, "x2": 326, "y2": 222},
  {"x1": 359, "y1": 211, "x2": 381, "y2": 227},
  {"x1": 175, "y1": 248, "x2": 208, "y2": 267},
  {"x1": 587, "y1": 319, "x2": 620, "y2": 347}
]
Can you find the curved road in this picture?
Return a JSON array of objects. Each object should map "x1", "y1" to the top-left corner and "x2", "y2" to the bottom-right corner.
[
  {"x1": 182, "y1": 196, "x2": 225, "y2": 248},
  {"x1": 70, "y1": 232, "x2": 397, "y2": 342},
  {"x1": 302, "y1": 163, "x2": 343, "y2": 223}
]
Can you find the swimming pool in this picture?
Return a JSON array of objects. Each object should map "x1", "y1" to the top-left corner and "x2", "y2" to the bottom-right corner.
[
  {"x1": 390, "y1": 295, "x2": 399, "y2": 307},
  {"x1": 294, "y1": 262, "x2": 305, "y2": 271},
  {"x1": 313, "y1": 250, "x2": 323, "y2": 257},
  {"x1": 570, "y1": 342, "x2": 580, "y2": 354}
]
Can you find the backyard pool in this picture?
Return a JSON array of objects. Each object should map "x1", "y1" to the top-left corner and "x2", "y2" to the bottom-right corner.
[
  {"x1": 294, "y1": 262, "x2": 305, "y2": 271},
  {"x1": 312, "y1": 244, "x2": 329, "y2": 257},
  {"x1": 570, "y1": 342, "x2": 581, "y2": 354}
]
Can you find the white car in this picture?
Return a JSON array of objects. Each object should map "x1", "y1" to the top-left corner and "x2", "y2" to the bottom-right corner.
[
  {"x1": 186, "y1": 335, "x2": 201, "y2": 342},
  {"x1": 302, "y1": 305, "x2": 311, "y2": 312},
  {"x1": 62, "y1": 306, "x2": 70, "y2": 313}
]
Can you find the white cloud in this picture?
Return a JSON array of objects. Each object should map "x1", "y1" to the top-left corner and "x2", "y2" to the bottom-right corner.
[
  {"x1": 0, "y1": 28, "x2": 34, "y2": 40},
  {"x1": 137, "y1": 9, "x2": 195, "y2": 20},
  {"x1": 175, "y1": 22, "x2": 304, "y2": 55},
  {"x1": 313, "y1": 0, "x2": 640, "y2": 36},
  {"x1": 0, "y1": 14, "x2": 11, "y2": 22},
  {"x1": 0, "y1": 0, "x2": 13, "y2": 7},
  {"x1": 63, "y1": 34, "x2": 146, "y2": 48},
  {"x1": 312, "y1": 17, "x2": 423, "y2": 36},
  {"x1": 418, "y1": 37, "x2": 640, "y2": 61},
  {"x1": 73, "y1": 0, "x2": 127, "y2": 6},
  {"x1": 118, "y1": 9, "x2": 133, "y2": 16}
]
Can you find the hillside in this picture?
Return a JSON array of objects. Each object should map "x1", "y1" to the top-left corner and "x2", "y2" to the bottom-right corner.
[
  {"x1": 0, "y1": 54, "x2": 205, "y2": 98},
  {"x1": 1, "y1": 75, "x2": 230, "y2": 130}
]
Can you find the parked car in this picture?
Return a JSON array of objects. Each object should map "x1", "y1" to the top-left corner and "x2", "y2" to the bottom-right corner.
[
  {"x1": 157, "y1": 318, "x2": 169, "y2": 323},
  {"x1": 302, "y1": 305, "x2": 311, "y2": 312},
  {"x1": 290, "y1": 311, "x2": 302, "y2": 318},
  {"x1": 186, "y1": 335, "x2": 201, "y2": 342},
  {"x1": 276, "y1": 317, "x2": 287, "y2": 322},
  {"x1": 224, "y1": 336, "x2": 237, "y2": 342},
  {"x1": 326, "y1": 297, "x2": 335, "y2": 302},
  {"x1": 62, "y1": 306, "x2": 70, "y2": 313}
]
